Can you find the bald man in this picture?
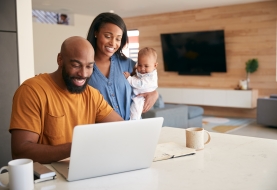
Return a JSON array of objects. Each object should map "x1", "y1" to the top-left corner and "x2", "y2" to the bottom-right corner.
[{"x1": 10, "y1": 36, "x2": 123, "y2": 164}]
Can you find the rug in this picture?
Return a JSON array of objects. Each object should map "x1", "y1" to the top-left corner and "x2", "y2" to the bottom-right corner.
[{"x1": 203, "y1": 116, "x2": 255, "y2": 133}]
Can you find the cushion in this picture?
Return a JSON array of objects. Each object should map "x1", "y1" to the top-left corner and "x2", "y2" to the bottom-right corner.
[
  {"x1": 153, "y1": 94, "x2": 165, "y2": 109},
  {"x1": 270, "y1": 94, "x2": 277, "y2": 99},
  {"x1": 188, "y1": 106, "x2": 204, "y2": 119}
]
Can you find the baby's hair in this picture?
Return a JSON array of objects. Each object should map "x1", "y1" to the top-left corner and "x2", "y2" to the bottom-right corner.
[{"x1": 138, "y1": 47, "x2": 157, "y2": 62}]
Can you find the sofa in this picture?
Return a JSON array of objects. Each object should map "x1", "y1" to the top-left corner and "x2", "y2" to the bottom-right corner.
[
  {"x1": 142, "y1": 95, "x2": 204, "y2": 129},
  {"x1": 257, "y1": 94, "x2": 277, "y2": 127}
]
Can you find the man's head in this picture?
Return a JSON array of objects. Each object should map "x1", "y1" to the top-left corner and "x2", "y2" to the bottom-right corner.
[
  {"x1": 137, "y1": 47, "x2": 158, "y2": 74},
  {"x1": 57, "y1": 36, "x2": 95, "y2": 93}
]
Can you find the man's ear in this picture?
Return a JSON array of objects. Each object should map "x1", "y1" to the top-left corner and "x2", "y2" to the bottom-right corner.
[{"x1": 57, "y1": 53, "x2": 63, "y2": 67}]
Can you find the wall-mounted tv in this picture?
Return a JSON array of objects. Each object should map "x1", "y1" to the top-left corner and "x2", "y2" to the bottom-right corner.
[{"x1": 160, "y1": 30, "x2": 227, "y2": 75}]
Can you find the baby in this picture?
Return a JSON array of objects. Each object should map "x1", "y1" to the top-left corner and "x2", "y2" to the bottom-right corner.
[{"x1": 123, "y1": 47, "x2": 158, "y2": 120}]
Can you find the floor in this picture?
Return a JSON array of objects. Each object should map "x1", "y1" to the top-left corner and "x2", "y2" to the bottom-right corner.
[
  {"x1": 202, "y1": 114, "x2": 277, "y2": 140},
  {"x1": 228, "y1": 120, "x2": 277, "y2": 140}
]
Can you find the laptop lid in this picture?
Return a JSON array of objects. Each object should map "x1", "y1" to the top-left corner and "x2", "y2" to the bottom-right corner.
[{"x1": 51, "y1": 117, "x2": 163, "y2": 181}]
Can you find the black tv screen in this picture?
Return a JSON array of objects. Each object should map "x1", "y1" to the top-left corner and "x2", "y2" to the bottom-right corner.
[{"x1": 160, "y1": 30, "x2": 227, "y2": 75}]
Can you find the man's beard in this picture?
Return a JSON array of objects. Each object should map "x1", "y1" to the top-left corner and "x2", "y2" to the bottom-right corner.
[{"x1": 62, "y1": 66, "x2": 90, "y2": 94}]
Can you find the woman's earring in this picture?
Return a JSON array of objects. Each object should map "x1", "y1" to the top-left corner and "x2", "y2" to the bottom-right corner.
[{"x1": 95, "y1": 36, "x2": 97, "y2": 38}]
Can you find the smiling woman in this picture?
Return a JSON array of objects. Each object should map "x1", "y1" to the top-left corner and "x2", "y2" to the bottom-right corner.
[{"x1": 86, "y1": 12, "x2": 158, "y2": 120}]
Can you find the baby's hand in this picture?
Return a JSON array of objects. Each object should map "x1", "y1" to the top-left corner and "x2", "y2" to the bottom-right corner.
[{"x1": 123, "y1": 72, "x2": 130, "y2": 78}]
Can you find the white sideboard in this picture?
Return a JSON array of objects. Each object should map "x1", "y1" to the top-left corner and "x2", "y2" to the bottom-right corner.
[{"x1": 157, "y1": 87, "x2": 258, "y2": 108}]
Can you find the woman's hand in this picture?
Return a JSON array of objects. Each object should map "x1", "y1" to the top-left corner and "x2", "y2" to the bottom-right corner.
[{"x1": 137, "y1": 90, "x2": 159, "y2": 113}]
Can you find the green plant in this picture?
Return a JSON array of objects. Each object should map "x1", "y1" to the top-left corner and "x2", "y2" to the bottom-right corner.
[
  {"x1": 244, "y1": 58, "x2": 259, "y2": 90},
  {"x1": 245, "y1": 58, "x2": 259, "y2": 73}
]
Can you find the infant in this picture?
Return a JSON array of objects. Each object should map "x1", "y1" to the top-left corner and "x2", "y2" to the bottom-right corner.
[{"x1": 123, "y1": 47, "x2": 158, "y2": 120}]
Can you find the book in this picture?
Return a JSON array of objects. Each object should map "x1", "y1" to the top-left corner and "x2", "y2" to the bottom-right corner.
[
  {"x1": 153, "y1": 142, "x2": 196, "y2": 162},
  {"x1": 34, "y1": 175, "x2": 57, "y2": 184}
]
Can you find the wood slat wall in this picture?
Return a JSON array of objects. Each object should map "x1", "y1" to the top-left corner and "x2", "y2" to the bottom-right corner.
[{"x1": 124, "y1": 1, "x2": 277, "y2": 118}]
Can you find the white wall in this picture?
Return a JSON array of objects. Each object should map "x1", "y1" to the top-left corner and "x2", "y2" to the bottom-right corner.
[
  {"x1": 16, "y1": 0, "x2": 34, "y2": 83},
  {"x1": 33, "y1": 14, "x2": 94, "y2": 74}
]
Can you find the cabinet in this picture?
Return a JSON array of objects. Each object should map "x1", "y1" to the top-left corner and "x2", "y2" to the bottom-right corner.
[
  {"x1": 0, "y1": 0, "x2": 18, "y2": 167},
  {"x1": 158, "y1": 87, "x2": 258, "y2": 108},
  {"x1": 0, "y1": 0, "x2": 16, "y2": 31}
]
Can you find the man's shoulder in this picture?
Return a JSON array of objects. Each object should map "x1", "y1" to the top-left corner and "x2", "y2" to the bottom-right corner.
[
  {"x1": 20, "y1": 73, "x2": 52, "y2": 92},
  {"x1": 22, "y1": 73, "x2": 49, "y2": 86},
  {"x1": 13, "y1": 74, "x2": 53, "y2": 103}
]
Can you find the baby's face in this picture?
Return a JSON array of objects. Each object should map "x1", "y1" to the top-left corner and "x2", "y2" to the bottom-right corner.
[{"x1": 137, "y1": 55, "x2": 157, "y2": 74}]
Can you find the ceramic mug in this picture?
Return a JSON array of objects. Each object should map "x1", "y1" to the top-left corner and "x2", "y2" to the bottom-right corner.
[
  {"x1": 0, "y1": 159, "x2": 34, "y2": 190},
  {"x1": 186, "y1": 127, "x2": 211, "y2": 150}
]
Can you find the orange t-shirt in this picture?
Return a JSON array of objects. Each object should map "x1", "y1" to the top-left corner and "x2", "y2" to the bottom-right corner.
[{"x1": 10, "y1": 74, "x2": 113, "y2": 145}]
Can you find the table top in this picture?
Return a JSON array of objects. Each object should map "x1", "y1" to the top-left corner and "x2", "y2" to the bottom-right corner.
[{"x1": 1, "y1": 127, "x2": 277, "y2": 190}]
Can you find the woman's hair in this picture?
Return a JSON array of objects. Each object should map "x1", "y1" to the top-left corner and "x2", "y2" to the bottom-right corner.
[{"x1": 87, "y1": 12, "x2": 128, "y2": 59}]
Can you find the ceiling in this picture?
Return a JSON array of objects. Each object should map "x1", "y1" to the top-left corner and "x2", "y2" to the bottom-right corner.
[{"x1": 32, "y1": 0, "x2": 270, "y2": 18}]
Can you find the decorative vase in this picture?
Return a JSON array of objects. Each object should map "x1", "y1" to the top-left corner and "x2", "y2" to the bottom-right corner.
[
  {"x1": 246, "y1": 72, "x2": 250, "y2": 90},
  {"x1": 239, "y1": 79, "x2": 247, "y2": 90}
]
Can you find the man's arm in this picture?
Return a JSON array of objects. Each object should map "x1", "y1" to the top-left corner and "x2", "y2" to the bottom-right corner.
[
  {"x1": 11, "y1": 111, "x2": 123, "y2": 163},
  {"x1": 11, "y1": 130, "x2": 71, "y2": 164},
  {"x1": 99, "y1": 110, "x2": 124, "y2": 122}
]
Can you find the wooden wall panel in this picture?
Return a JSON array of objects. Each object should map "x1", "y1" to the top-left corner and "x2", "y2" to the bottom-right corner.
[{"x1": 124, "y1": 1, "x2": 277, "y2": 118}]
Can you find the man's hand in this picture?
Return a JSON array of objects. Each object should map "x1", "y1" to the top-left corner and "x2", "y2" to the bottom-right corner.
[
  {"x1": 137, "y1": 90, "x2": 159, "y2": 113},
  {"x1": 123, "y1": 72, "x2": 130, "y2": 79}
]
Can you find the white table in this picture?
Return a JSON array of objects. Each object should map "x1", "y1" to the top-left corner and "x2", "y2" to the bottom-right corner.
[{"x1": 1, "y1": 127, "x2": 277, "y2": 190}]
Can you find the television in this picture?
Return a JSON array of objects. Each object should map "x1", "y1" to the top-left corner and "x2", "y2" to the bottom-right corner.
[{"x1": 160, "y1": 30, "x2": 227, "y2": 75}]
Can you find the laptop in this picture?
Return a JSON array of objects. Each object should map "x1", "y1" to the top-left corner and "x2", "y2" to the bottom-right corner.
[{"x1": 51, "y1": 117, "x2": 164, "y2": 181}]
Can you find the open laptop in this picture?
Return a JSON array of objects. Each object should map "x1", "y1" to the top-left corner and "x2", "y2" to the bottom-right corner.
[{"x1": 51, "y1": 117, "x2": 164, "y2": 181}]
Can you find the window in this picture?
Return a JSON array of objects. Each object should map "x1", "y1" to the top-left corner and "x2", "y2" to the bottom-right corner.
[{"x1": 123, "y1": 30, "x2": 139, "y2": 62}]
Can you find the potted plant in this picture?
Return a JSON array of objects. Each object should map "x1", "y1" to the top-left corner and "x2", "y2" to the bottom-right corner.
[{"x1": 245, "y1": 58, "x2": 259, "y2": 90}]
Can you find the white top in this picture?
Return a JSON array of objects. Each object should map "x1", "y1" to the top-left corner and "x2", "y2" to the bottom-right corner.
[
  {"x1": 1, "y1": 127, "x2": 277, "y2": 190},
  {"x1": 127, "y1": 69, "x2": 158, "y2": 95}
]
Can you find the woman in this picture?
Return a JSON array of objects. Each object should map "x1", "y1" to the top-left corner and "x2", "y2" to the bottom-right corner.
[{"x1": 87, "y1": 12, "x2": 158, "y2": 120}]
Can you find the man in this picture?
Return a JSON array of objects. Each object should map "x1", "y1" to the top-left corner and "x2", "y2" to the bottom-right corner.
[{"x1": 10, "y1": 36, "x2": 123, "y2": 164}]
